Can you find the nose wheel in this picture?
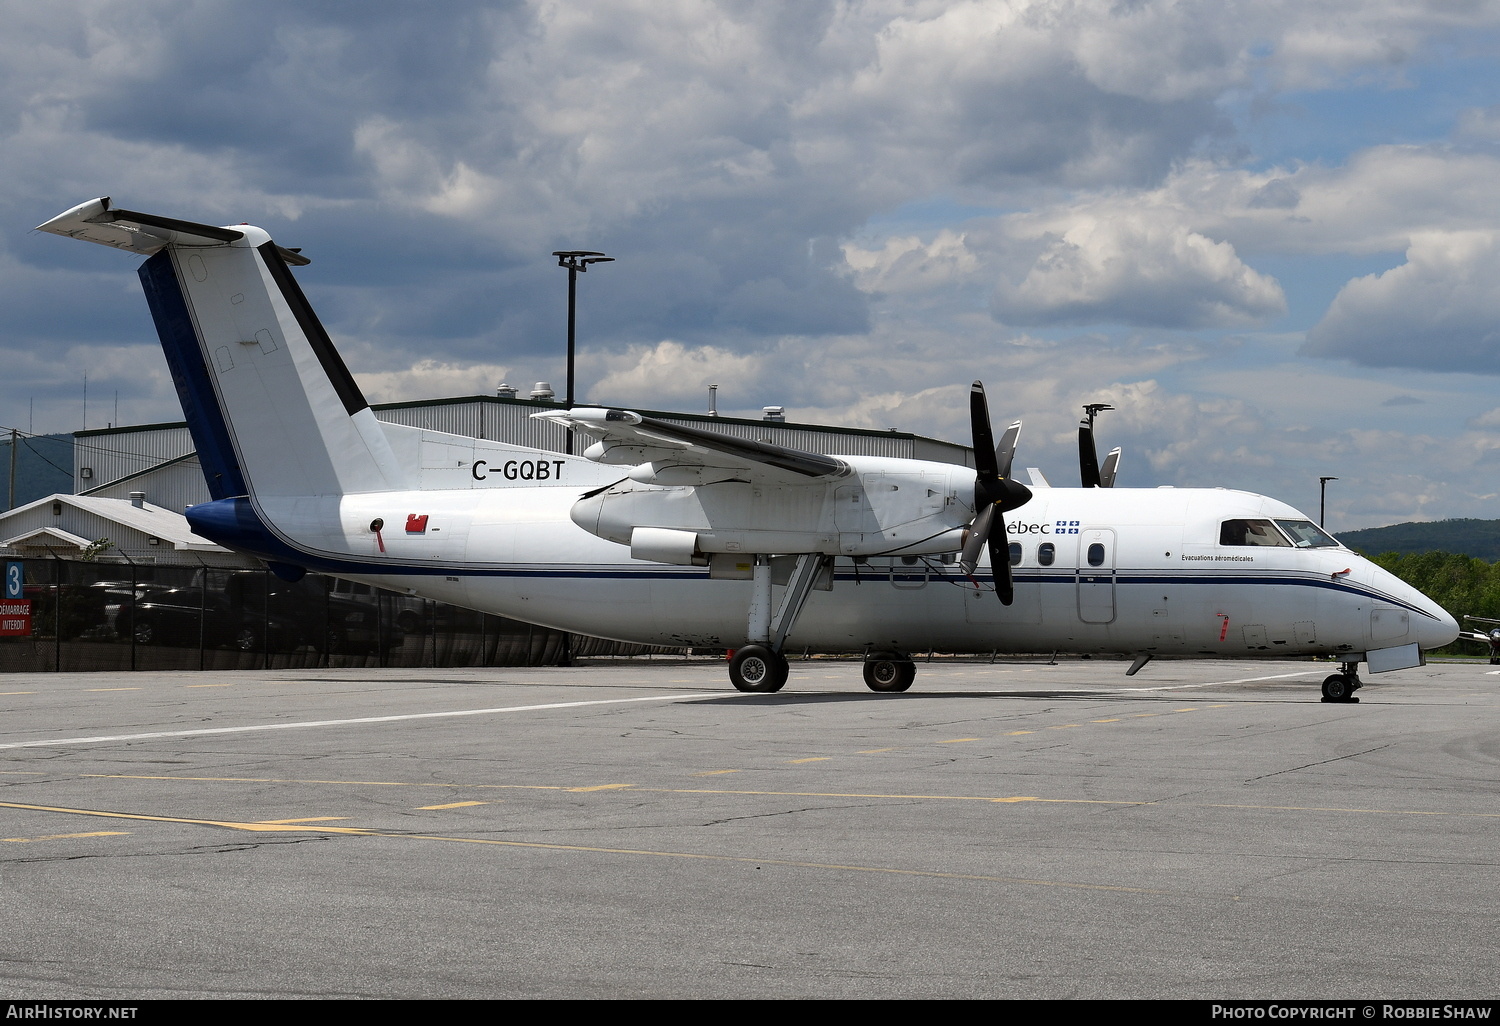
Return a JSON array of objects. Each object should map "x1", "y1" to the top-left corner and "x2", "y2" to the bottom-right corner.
[{"x1": 1321, "y1": 668, "x2": 1362, "y2": 703}]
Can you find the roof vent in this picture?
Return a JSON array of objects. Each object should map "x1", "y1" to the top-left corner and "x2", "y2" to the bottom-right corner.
[
  {"x1": 129, "y1": 491, "x2": 145, "y2": 509},
  {"x1": 530, "y1": 382, "x2": 555, "y2": 402},
  {"x1": 496, "y1": 382, "x2": 518, "y2": 399},
  {"x1": 762, "y1": 406, "x2": 785, "y2": 423}
]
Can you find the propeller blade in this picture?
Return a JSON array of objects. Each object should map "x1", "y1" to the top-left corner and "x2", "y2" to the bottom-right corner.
[
  {"x1": 967, "y1": 381, "x2": 1031, "y2": 603},
  {"x1": 1079, "y1": 421, "x2": 1101, "y2": 488},
  {"x1": 995, "y1": 420, "x2": 1021, "y2": 480},
  {"x1": 959, "y1": 504, "x2": 995, "y2": 576},
  {"x1": 988, "y1": 518, "x2": 1015, "y2": 605},
  {"x1": 970, "y1": 382, "x2": 999, "y2": 480},
  {"x1": 1079, "y1": 403, "x2": 1113, "y2": 488},
  {"x1": 1099, "y1": 446, "x2": 1121, "y2": 488}
]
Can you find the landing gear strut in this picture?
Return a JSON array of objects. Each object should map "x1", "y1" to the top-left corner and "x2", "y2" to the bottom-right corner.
[
  {"x1": 728, "y1": 553, "x2": 830, "y2": 693},
  {"x1": 1321, "y1": 661, "x2": 1362, "y2": 703}
]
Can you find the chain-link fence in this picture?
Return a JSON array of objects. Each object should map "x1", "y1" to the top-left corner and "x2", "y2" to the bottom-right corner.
[{"x1": 1, "y1": 557, "x2": 681, "y2": 672}]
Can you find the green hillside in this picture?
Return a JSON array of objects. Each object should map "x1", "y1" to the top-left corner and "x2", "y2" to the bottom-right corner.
[{"x1": 1338, "y1": 519, "x2": 1500, "y2": 561}]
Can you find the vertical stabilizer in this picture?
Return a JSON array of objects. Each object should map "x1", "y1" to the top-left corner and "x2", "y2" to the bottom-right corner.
[{"x1": 40, "y1": 199, "x2": 405, "y2": 500}]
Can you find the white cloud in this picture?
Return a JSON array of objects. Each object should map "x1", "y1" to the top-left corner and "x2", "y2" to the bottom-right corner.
[
  {"x1": 842, "y1": 230, "x2": 978, "y2": 295},
  {"x1": 354, "y1": 359, "x2": 519, "y2": 406},
  {"x1": 989, "y1": 211, "x2": 1286, "y2": 328},
  {"x1": 1304, "y1": 230, "x2": 1500, "y2": 371}
]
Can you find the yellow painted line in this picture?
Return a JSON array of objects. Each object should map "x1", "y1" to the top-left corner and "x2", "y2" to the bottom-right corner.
[
  {"x1": 565, "y1": 784, "x2": 635, "y2": 792},
  {"x1": 1047, "y1": 724, "x2": 1080, "y2": 729},
  {"x1": 1091, "y1": 718, "x2": 1121, "y2": 723},
  {"x1": 939, "y1": 738, "x2": 980, "y2": 744},
  {"x1": 1174, "y1": 708, "x2": 1198, "y2": 712},
  {"x1": 4, "y1": 831, "x2": 129, "y2": 842},
  {"x1": 49, "y1": 778, "x2": 1500, "y2": 821},
  {"x1": 0, "y1": 800, "x2": 374, "y2": 834},
  {"x1": 0, "y1": 799, "x2": 1166, "y2": 895},
  {"x1": 418, "y1": 801, "x2": 488, "y2": 810},
  {"x1": 787, "y1": 757, "x2": 830, "y2": 764},
  {"x1": 257, "y1": 817, "x2": 350, "y2": 824},
  {"x1": 1004, "y1": 730, "x2": 1034, "y2": 735},
  {"x1": 858, "y1": 748, "x2": 896, "y2": 754},
  {"x1": 86, "y1": 688, "x2": 141, "y2": 692},
  {"x1": 0, "y1": 771, "x2": 47, "y2": 775},
  {"x1": 0, "y1": 691, "x2": 36, "y2": 695},
  {"x1": 990, "y1": 797, "x2": 1040, "y2": 804},
  {"x1": 187, "y1": 684, "x2": 233, "y2": 689},
  {"x1": 692, "y1": 770, "x2": 740, "y2": 776},
  {"x1": 1131, "y1": 713, "x2": 1159, "y2": 718}
]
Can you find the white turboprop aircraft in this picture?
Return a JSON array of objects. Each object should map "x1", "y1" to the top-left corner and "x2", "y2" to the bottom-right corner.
[{"x1": 39, "y1": 199, "x2": 1458, "y2": 701}]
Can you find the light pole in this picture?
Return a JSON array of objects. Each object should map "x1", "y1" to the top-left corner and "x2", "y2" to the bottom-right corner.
[
  {"x1": 552, "y1": 250, "x2": 613, "y2": 454},
  {"x1": 1319, "y1": 476, "x2": 1338, "y2": 527}
]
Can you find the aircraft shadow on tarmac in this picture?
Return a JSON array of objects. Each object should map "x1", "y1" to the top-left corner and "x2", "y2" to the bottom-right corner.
[{"x1": 681, "y1": 689, "x2": 1206, "y2": 705}]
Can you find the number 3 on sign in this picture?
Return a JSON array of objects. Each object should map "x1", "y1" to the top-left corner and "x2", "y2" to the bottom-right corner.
[{"x1": 4, "y1": 561, "x2": 21, "y2": 600}]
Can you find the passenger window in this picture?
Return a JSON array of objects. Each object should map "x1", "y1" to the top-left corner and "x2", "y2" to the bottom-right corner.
[
  {"x1": 1087, "y1": 543, "x2": 1105, "y2": 567},
  {"x1": 1219, "y1": 519, "x2": 1290, "y2": 547},
  {"x1": 1008, "y1": 542, "x2": 1022, "y2": 566},
  {"x1": 1038, "y1": 542, "x2": 1055, "y2": 566}
]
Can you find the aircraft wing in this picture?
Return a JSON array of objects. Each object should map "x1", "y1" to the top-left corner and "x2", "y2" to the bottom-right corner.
[{"x1": 533, "y1": 408, "x2": 851, "y2": 484}]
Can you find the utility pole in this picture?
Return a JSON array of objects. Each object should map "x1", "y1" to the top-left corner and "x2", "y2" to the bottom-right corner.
[
  {"x1": 7, "y1": 428, "x2": 15, "y2": 512},
  {"x1": 551, "y1": 250, "x2": 614, "y2": 455},
  {"x1": 1319, "y1": 476, "x2": 1338, "y2": 527}
]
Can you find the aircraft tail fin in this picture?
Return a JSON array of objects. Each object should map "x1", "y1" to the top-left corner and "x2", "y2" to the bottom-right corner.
[{"x1": 40, "y1": 198, "x2": 405, "y2": 500}]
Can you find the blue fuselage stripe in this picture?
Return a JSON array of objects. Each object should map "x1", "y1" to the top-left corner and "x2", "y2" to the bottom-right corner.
[{"x1": 184, "y1": 497, "x2": 1430, "y2": 618}]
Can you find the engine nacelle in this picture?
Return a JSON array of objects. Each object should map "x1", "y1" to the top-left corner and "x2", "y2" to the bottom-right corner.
[{"x1": 571, "y1": 455, "x2": 980, "y2": 560}]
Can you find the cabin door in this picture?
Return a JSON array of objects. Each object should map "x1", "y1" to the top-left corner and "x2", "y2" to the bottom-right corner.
[{"x1": 1076, "y1": 528, "x2": 1117, "y2": 624}]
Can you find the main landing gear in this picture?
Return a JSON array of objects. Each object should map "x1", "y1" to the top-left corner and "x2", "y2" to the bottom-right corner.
[
  {"x1": 727, "y1": 554, "x2": 828, "y2": 694},
  {"x1": 863, "y1": 652, "x2": 916, "y2": 693},
  {"x1": 729, "y1": 644, "x2": 788, "y2": 693},
  {"x1": 1321, "y1": 662, "x2": 1362, "y2": 703}
]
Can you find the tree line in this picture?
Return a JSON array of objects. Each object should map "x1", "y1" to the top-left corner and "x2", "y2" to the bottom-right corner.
[{"x1": 1369, "y1": 551, "x2": 1498, "y2": 655}]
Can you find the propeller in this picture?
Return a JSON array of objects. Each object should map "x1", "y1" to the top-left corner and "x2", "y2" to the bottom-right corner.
[
  {"x1": 1079, "y1": 403, "x2": 1115, "y2": 488},
  {"x1": 959, "y1": 381, "x2": 1032, "y2": 604}
]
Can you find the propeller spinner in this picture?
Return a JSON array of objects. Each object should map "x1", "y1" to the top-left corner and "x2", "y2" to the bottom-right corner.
[{"x1": 960, "y1": 381, "x2": 1032, "y2": 604}]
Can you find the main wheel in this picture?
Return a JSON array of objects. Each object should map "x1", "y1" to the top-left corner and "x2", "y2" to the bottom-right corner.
[
  {"x1": 729, "y1": 645, "x2": 788, "y2": 693},
  {"x1": 864, "y1": 652, "x2": 916, "y2": 693},
  {"x1": 1321, "y1": 673, "x2": 1352, "y2": 702}
]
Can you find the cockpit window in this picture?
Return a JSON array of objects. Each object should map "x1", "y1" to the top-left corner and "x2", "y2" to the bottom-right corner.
[
  {"x1": 1219, "y1": 519, "x2": 1291, "y2": 547},
  {"x1": 1274, "y1": 519, "x2": 1340, "y2": 549}
]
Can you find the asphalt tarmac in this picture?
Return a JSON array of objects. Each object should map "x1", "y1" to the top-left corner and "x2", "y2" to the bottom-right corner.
[{"x1": 1, "y1": 657, "x2": 1495, "y2": 1000}]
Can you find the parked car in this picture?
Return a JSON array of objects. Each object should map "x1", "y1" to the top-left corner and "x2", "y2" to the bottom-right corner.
[{"x1": 121, "y1": 586, "x2": 305, "y2": 652}]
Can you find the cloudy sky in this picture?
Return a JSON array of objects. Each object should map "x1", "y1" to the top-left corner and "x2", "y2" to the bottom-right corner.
[{"x1": 6, "y1": 0, "x2": 1500, "y2": 530}]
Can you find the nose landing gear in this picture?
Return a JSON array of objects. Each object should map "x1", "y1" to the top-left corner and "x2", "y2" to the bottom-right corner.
[{"x1": 1321, "y1": 662, "x2": 1362, "y2": 703}]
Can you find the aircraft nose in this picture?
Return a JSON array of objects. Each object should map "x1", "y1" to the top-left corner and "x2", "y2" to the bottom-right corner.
[{"x1": 1418, "y1": 603, "x2": 1460, "y2": 651}]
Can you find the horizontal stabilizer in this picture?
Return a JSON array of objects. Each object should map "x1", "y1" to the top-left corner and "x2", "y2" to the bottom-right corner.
[{"x1": 37, "y1": 197, "x2": 309, "y2": 265}]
